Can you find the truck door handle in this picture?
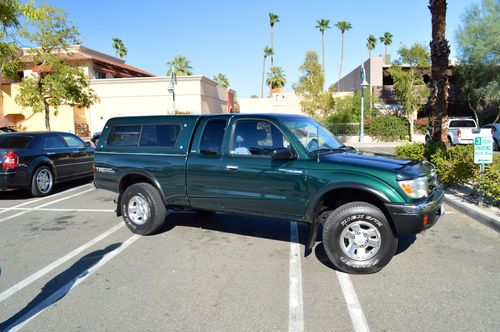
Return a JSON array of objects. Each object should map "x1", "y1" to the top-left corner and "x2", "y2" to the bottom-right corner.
[
  {"x1": 226, "y1": 165, "x2": 239, "y2": 171},
  {"x1": 46, "y1": 152, "x2": 55, "y2": 155}
]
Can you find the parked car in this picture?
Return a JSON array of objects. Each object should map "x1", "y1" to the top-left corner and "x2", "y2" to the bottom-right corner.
[
  {"x1": 91, "y1": 132, "x2": 101, "y2": 146},
  {"x1": 482, "y1": 123, "x2": 500, "y2": 151},
  {"x1": 425, "y1": 118, "x2": 478, "y2": 145},
  {"x1": 0, "y1": 127, "x2": 17, "y2": 133},
  {"x1": 0, "y1": 132, "x2": 94, "y2": 196},
  {"x1": 94, "y1": 114, "x2": 444, "y2": 274}
]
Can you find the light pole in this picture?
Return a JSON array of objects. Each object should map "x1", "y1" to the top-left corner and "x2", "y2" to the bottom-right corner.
[
  {"x1": 359, "y1": 62, "x2": 369, "y2": 142},
  {"x1": 167, "y1": 65, "x2": 177, "y2": 114}
]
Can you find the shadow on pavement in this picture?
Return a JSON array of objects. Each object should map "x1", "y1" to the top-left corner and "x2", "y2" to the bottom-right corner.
[
  {"x1": 0, "y1": 177, "x2": 93, "y2": 200},
  {"x1": 0, "y1": 243, "x2": 121, "y2": 331}
]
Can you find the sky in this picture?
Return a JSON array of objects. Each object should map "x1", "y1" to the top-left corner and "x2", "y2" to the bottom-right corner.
[{"x1": 45, "y1": 0, "x2": 476, "y2": 98}]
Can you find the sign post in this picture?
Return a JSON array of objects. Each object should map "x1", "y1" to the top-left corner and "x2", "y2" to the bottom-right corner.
[{"x1": 473, "y1": 130, "x2": 493, "y2": 205}]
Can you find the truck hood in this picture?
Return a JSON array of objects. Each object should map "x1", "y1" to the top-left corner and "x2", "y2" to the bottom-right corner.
[{"x1": 319, "y1": 150, "x2": 434, "y2": 180}]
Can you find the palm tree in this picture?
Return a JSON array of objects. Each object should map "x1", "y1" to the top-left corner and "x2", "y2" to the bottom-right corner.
[
  {"x1": 112, "y1": 38, "x2": 127, "y2": 58},
  {"x1": 213, "y1": 73, "x2": 229, "y2": 88},
  {"x1": 366, "y1": 34, "x2": 377, "y2": 58},
  {"x1": 426, "y1": 0, "x2": 450, "y2": 146},
  {"x1": 167, "y1": 56, "x2": 193, "y2": 76},
  {"x1": 335, "y1": 21, "x2": 352, "y2": 90},
  {"x1": 379, "y1": 32, "x2": 393, "y2": 62},
  {"x1": 268, "y1": 13, "x2": 279, "y2": 67},
  {"x1": 261, "y1": 46, "x2": 274, "y2": 98},
  {"x1": 266, "y1": 66, "x2": 286, "y2": 89},
  {"x1": 315, "y1": 19, "x2": 331, "y2": 72}
]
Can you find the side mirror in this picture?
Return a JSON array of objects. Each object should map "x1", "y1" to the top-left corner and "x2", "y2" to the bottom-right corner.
[
  {"x1": 271, "y1": 148, "x2": 296, "y2": 160},
  {"x1": 84, "y1": 141, "x2": 92, "y2": 148}
]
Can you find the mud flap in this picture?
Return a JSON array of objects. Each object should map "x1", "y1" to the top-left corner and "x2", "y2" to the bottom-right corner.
[{"x1": 305, "y1": 221, "x2": 319, "y2": 257}]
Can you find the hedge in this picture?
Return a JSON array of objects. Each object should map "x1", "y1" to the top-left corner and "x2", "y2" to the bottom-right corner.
[{"x1": 395, "y1": 143, "x2": 500, "y2": 206}]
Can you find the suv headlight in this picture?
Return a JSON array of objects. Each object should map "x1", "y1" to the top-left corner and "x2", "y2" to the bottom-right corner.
[{"x1": 398, "y1": 176, "x2": 429, "y2": 199}]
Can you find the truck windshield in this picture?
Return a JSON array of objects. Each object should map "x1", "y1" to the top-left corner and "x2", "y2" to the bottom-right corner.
[{"x1": 282, "y1": 117, "x2": 344, "y2": 153}]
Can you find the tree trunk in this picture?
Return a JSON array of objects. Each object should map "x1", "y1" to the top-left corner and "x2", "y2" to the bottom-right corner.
[
  {"x1": 322, "y1": 32, "x2": 325, "y2": 74},
  {"x1": 408, "y1": 110, "x2": 417, "y2": 142},
  {"x1": 261, "y1": 56, "x2": 266, "y2": 98},
  {"x1": 426, "y1": 0, "x2": 450, "y2": 148},
  {"x1": 270, "y1": 26, "x2": 274, "y2": 67},
  {"x1": 338, "y1": 32, "x2": 344, "y2": 91},
  {"x1": 44, "y1": 99, "x2": 50, "y2": 131}
]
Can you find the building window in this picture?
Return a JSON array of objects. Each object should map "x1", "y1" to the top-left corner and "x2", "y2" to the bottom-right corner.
[{"x1": 95, "y1": 71, "x2": 106, "y2": 79}]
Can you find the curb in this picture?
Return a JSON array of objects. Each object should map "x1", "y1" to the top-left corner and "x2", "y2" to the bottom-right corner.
[{"x1": 444, "y1": 194, "x2": 500, "y2": 232}]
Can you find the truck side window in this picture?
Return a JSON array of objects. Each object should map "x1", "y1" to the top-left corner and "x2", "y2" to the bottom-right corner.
[
  {"x1": 200, "y1": 119, "x2": 227, "y2": 156},
  {"x1": 140, "y1": 124, "x2": 181, "y2": 147},
  {"x1": 107, "y1": 125, "x2": 141, "y2": 146},
  {"x1": 231, "y1": 120, "x2": 289, "y2": 156}
]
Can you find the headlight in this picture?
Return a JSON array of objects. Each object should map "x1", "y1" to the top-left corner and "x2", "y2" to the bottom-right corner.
[{"x1": 398, "y1": 176, "x2": 429, "y2": 199}]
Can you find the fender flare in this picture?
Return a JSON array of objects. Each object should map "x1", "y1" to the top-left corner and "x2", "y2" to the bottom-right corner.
[
  {"x1": 28, "y1": 157, "x2": 57, "y2": 182},
  {"x1": 304, "y1": 181, "x2": 391, "y2": 256},
  {"x1": 116, "y1": 170, "x2": 167, "y2": 216}
]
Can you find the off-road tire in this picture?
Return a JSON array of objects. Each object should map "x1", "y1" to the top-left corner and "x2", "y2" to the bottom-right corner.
[
  {"x1": 322, "y1": 201, "x2": 397, "y2": 274},
  {"x1": 121, "y1": 183, "x2": 167, "y2": 235}
]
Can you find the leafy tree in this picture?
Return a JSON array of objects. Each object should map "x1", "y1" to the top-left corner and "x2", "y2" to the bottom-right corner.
[
  {"x1": 379, "y1": 32, "x2": 393, "y2": 61},
  {"x1": 250, "y1": 94, "x2": 259, "y2": 98},
  {"x1": 389, "y1": 43, "x2": 430, "y2": 142},
  {"x1": 455, "y1": 0, "x2": 500, "y2": 123},
  {"x1": 366, "y1": 34, "x2": 377, "y2": 58},
  {"x1": 167, "y1": 55, "x2": 192, "y2": 76},
  {"x1": 335, "y1": 21, "x2": 352, "y2": 90},
  {"x1": 213, "y1": 72, "x2": 229, "y2": 88},
  {"x1": 293, "y1": 51, "x2": 335, "y2": 118},
  {"x1": 315, "y1": 19, "x2": 330, "y2": 72},
  {"x1": 112, "y1": 37, "x2": 127, "y2": 58},
  {"x1": 268, "y1": 13, "x2": 279, "y2": 67},
  {"x1": 261, "y1": 46, "x2": 273, "y2": 97},
  {"x1": 426, "y1": 0, "x2": 451, "y2": 147},
  {"x1": 15, "y1": 6, "x2": 98, "y2": 131},
  {"x1": 266, "y1": 66, "x2": 286, "y2": 89}
]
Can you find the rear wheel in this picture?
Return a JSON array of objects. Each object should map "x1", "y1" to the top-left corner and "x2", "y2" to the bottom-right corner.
[
  {"x1": 322, "y1": 202, "x2": 397, "y2": 274},
  {"x1": 30, "y1": 166, "x2": 54, "y2": 197},
  {"x1": 493, "y1": 139, "x2": 499, "y2": 151},
  {"x1": 121, "y1": 183, "x2": 167, "y2": 235},
  {"x1": 448, "y1": 137, "x2": 454, "y2": 146}
]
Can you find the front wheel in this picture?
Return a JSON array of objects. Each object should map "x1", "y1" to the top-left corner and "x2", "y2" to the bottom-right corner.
[
  {"x1": 121, "y1": 183, "x2": 167, "y2": 235},
  {"x1": 322, "y1": 202, "x2": 397, "y2": 274},
  {"x1": 493, "y1": 139, "x2": 499, "y2": 151}
]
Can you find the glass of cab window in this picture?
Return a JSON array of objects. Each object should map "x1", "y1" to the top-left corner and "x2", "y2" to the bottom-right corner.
[
  {"x1": 230, "y1": 120, "x2": 291, "y2": 156},
  {"x1": 282, "y1": 117, "x2": 344, "y2": 153}
]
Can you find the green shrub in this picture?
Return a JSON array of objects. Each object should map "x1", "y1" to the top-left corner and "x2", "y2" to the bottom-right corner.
[
  {"x1": 395, "y1": 144, "x2": 499, "y2": 205},
  {"x1": 366, "y1": 116, "x2": 409, "y2": 142}
]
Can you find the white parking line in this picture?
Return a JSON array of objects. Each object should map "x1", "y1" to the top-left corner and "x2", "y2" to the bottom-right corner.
[
  {"x1": 0, "y1": 208, "x2": 114, "y2": 213},
  {"x1": 0, "y1": 222, "x2": 124, "y2": 303},
  {"x1": 336, "y1": 272, "x2": 370, "y2": 332},
  {"x1": 0, "y1": 184, "x2": 91, "y2": 215},
  {"x1": 0, "y1": 188, "x2": 94, "y2": 224},
  {"x1": 289, "y1": 222, "x2": 304, "y2": 332},
  {"x1": 5, "y1": 234, "x2": 140, "y2": 332}
]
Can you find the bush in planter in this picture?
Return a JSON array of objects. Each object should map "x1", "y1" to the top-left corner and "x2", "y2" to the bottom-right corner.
[{"x1": 365, "y1": 116, "x2": 409, "y2": 142}]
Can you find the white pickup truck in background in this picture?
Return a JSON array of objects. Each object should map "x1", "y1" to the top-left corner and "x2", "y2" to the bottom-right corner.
[{"x1": 425, "y1": 118, "x2": 478, "y2": 146}]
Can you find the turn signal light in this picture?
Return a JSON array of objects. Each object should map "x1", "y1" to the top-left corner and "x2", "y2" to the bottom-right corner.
[
  {"x1": 423, "y1": 214, "x2": 429, "y2": 226},
  {"x1": 457, "y1": 128, "x2": 462, "y2": 137}
]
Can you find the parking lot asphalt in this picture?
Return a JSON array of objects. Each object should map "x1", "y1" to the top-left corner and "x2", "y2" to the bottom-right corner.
[{"x1": 0, "y1": 180, "x2": 499, "y2": 331}]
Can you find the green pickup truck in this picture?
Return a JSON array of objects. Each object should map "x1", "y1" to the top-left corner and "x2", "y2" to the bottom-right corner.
[{"x1": 94, "y1": 113, "x2": 444, "y2": 274}]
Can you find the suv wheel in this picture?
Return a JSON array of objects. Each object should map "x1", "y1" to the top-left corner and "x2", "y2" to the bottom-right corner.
[
  {"x1": 121, "y1": 183, "x2": 167, "y2": 235},
  {"x1": 31, "y1": 166, "x2": 54, "y2": 197},
  {"x1": 493, "y1": 139, "x2": 499, "y2": 151},
  {"x1": 322, "y1": 202, "x2": 397, "y2": 274}
]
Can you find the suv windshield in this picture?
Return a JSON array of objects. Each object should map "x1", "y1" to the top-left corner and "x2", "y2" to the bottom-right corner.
[{"x1": 282, "y1": 117, "x2": 344, "y2": 153}]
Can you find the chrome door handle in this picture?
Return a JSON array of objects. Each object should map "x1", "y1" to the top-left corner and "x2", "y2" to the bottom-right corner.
[
  {"x1": 46, "y1": 152, "x2": 55, "y2": 155},
  {"x1": 226, "y1": 165, "x2": 239, "y2": 171}
]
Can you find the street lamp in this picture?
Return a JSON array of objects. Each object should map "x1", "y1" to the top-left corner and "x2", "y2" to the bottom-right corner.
[
  {"x1": 167, "y1": 65, "x2": 177, "y2": 114},
  {"x1": 359, "y1": 62, "x2": 369, "y2": 143}
]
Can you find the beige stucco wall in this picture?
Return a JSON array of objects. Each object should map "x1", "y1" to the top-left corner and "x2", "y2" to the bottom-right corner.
[
  {"x1": 239, "y1": 93, "x2": 303, "y2": 115},
  {"x1": 2, "y1": 83, "x2": 75, "y2": 132},
  {"x1": 87, "y1": 76, "x2": 228, "y2": 133},
  {"x1": 334, "y1": 56, "x2": 385, "y2": 92}
]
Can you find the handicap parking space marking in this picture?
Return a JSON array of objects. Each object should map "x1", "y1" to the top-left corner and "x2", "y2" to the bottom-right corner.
[
  {"x1": 0, "y1": 183, "x2": 92, "y2": 216},
  {"x1": 0, "y1": 222, "x2": 124, "y2": 303},
  {"x1": 0, "y1": 188, "x2": 94, "y2": 224},
  {"x1": 4, "y1": 234, "x2": 140, "y2": 332}
]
